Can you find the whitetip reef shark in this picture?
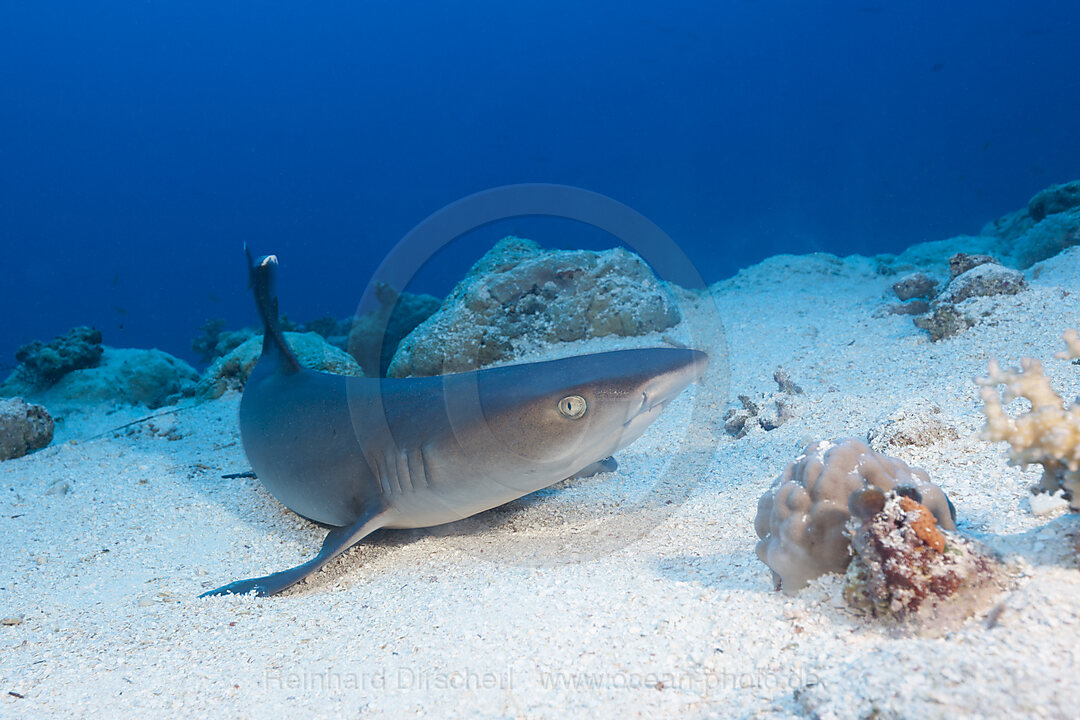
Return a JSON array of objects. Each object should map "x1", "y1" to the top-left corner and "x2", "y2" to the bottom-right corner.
[{"x1": 200, "y1": 249, "x2": 707, "y2": 597}]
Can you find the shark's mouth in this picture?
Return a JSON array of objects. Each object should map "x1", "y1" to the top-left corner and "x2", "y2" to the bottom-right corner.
[
  {"x1": 615, "y1": 397, "x2": 668, "y2": 449},
  {"x1": 624, "y1": 396, "x2": 665, "y2": 426}
]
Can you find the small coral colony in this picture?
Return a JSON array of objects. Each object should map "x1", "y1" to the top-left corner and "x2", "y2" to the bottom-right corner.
[{"x1": 755, "y1": 329, "x2": 1080, "y2": 628}]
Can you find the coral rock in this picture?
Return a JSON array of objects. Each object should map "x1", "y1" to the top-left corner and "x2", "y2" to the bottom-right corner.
[
  {"x1": 938, "y1": 263, "x2": 1025, "y2": 304},
  {"x1": 197, "y1": 331, "x2": 363, "y2": 399},
  {"x1": 754, "y1": 439, "x2": 956, "y2": 593},
  {"x1": 913, "y1": 262, "x2": 1026, "y2": 341},
  {"x1": 1011, "y1": 208, "x2": 1080, "y2": 269},
  {"x1": 0, "y1": 397, "x2": 54, "y2": 460},
  {"x1": 980, "y1": 208, "x2": 1035, "y2": 245},
  {"x1": 9, "y1": 327, "x2": 103, "y2": 389},
  {"x1": 881, "y1": 300, "x2": 930, "y2": 316},
  {"x1": 39, "y1": 348, "x2": 199, "y2": 409},
  {"x1": 947, "y1": 253, "x2": 998, "y2": 280},
  {"x1": 975, "y1": 179, "x2": 1080, "y2": 267},
  {"x1": 1028, "y1": 180, "x2": 1080, "y2": 222},
  {"x1": 843, "y1": 490, "x2": 999, "y2": 619},
  {"x1": 192, "y1": 319, "x2": 257, "y2": 364},
  {"x1": 892, "y1": 272, "x2": 938, "y2": 301},
  {"x1": 387, "y1": 236, "x2": 681, "y2": 377},
  {"x1": 347, "y1": 282, "x2": 440, "y2": 377}
]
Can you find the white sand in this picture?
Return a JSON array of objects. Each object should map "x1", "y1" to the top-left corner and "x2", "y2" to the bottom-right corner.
[{"x1": 3, "y1": 246, "x2": 1079, "y2": 719}]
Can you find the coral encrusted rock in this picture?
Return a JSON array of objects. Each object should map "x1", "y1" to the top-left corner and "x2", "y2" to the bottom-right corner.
[
  {"x1": 913, "y1": 261, "x2": 1026, "y2": 341},
  {"x1": 197, "y1": 331, "x2": 363, "y2": 399},
  {"x1": 347, "y1": 282, "x2": 440, "y2": 377},
  {"x1": 754, "y1": 439, "x2": 956, "y2": 593},
  {"x1": 1028, "y1": 180, "x2": 1080, "y2": 223},
  {"x1": 6, "y1": 327, "x2": 104, "y2": 389},
  {"x1": 843, "y1": 489, "x2": 1001, "y2": 621},
  {"x1": 0, "y1": 397, "x2": 54, "y2": 460},
  {"x1": 387, "y1": 236, "x2": 681, "y2": 377}
]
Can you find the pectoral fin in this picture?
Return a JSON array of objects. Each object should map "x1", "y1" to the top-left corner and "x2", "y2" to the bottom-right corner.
[
  {"x1": 569, "y1": 456, "x2": 618, "y2": 480},
  {"x1": 200, "y1": 502, "x2": 391, "y2": 598}
]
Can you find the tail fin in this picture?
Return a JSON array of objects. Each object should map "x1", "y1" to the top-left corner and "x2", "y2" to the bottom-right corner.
[{"x1": 245, "y1": 245, "x2": 301, "y2": 374}]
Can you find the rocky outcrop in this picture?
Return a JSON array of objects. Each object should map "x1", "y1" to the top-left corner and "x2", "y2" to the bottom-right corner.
[
  {"x1": 0, "y1": 397, "x2": 54, "y2": 460},
  {"x1": 388, "y1": 236, "x2": 681, "y2": 378}
]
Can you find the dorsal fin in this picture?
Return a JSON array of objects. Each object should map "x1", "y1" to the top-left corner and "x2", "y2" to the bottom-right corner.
[{"x1": 245, "y1": 245, "x2": 301, "y2": 374}]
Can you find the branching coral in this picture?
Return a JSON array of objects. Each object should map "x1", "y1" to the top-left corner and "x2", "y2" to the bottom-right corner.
[{"x1": 976, "y1": 329, "x2": 1080, "y2": 510}]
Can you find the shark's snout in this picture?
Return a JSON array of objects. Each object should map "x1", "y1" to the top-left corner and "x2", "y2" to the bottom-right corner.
[
  {"x1": 618, "y1": 348, "x2": 707, "y2": 438},
  {"x1": 642, "y1": 349, "x2": 708, "y2": 409}
]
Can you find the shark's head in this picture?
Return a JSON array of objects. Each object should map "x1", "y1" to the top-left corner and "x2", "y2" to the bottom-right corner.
[{"x1": 450, "y1": 348, "x2": 708, "y2": 486}]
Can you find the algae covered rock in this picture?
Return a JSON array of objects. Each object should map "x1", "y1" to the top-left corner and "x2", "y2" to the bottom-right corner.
[
  {"x1": 9, "y1": 327, "x2": 103, "y2": 388},
  {"x1": 347, "y1": 282, "x2": 440, "y2": 377},
  {"x1": 3, "y1": 339, "x2": 199, "y2": 410},
  {"x1": 197, "y1": 331, "x2": 363, "y2": 399},
  {"x1": 1010, "y1": 207, "x2": 1080, "y2": 270},
  {"x1": 192, "y1": 319, "x2": 257, "y2": 364},
  {"x1": 1028, "y1": 180, "x2": 1080, "y2": 222},
  {"x1": 913, "y1": 260, "x2": 1026, "y2": 341},
  {"x1": 37, "y1": 348, "x2": 199, "y2": 409},
  {"x1": 843, "y1": 489, "x2": 1001, "y2": 623},
  {"x1": 0, "y1": 397, "x2": 54, "y2": 460},
  {"x1": 387, "y1": 236, "x2": 681, "y2": 378}
]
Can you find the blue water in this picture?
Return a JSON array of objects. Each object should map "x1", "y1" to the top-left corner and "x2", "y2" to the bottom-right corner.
[{"x1": 2, "y1": 1, "x2": 1078, "y2": 367}]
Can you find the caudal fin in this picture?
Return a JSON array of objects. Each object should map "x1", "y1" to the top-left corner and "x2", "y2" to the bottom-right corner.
[{"x1": 245, "y1": 244, "x2": 301, "y2": 373}]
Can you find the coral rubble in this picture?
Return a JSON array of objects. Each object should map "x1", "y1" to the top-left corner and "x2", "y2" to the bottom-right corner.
[
  {"x1": 754, "y1": 439, "x2": 956, "y2": 593},
  {"x1": 867, "y1": 401, "x2": 958, "y2": 452},
  {"x1": 387, "y1": 236, "x2": 681, "y2": 378},
  {"x1": 0, "y1": 397, "x2": 53, "y2": 460},
  {"x1": 724, "y1": 367, "x2": 804, "y2": 438},
  {"x1": 977, "y1": 329, "x2": 1080, "y2": 510}
]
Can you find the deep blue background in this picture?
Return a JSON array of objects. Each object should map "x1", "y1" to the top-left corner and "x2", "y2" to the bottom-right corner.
[{"x1": 2, "y1": 1, "x2": 1078, "y2": 367}]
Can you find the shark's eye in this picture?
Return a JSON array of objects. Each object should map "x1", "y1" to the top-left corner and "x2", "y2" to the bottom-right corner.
[{"x1": 557, "y1": 395, "x2": 587, "y2": 419}]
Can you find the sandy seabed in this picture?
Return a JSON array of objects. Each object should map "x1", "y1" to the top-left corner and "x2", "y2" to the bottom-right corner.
[{"x1": 2, "y1": 245, "x2": 1079, "y2": 720}]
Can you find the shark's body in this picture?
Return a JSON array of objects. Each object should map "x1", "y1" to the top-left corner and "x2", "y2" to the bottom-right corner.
[{"x1": 201, "y1": 251, "x2": 707, "y2": 597}]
